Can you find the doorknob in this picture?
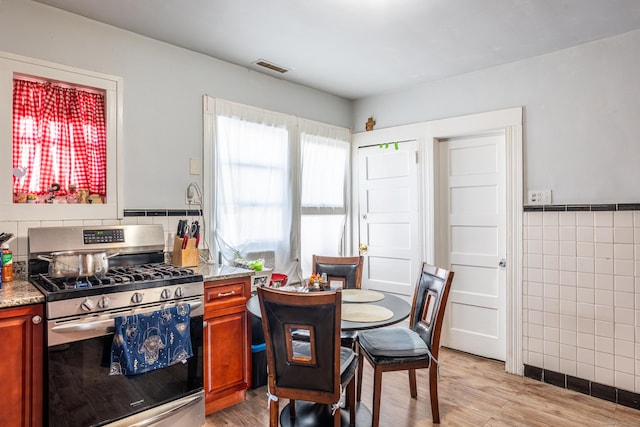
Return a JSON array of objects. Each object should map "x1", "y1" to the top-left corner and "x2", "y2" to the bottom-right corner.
[
  {"x1": 499, "y1": 259, "x2": 506, "y2": 268},
  {"x1": 359, "y1": 243, "x2": 368, "y2": 255}
]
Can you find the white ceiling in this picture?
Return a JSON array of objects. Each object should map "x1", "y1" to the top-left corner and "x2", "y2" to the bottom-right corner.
[{"x1": 34, "y1": 0, "x2": 640, "y2": 100}]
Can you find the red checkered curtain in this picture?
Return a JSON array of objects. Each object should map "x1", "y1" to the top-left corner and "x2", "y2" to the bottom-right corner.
[{"x1": 12, "y1": 79, "x2": 107, "y2": 197}]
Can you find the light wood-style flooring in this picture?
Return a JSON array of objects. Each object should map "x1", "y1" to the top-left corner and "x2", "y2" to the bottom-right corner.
[{"x1": 205, "y1": 348, "x2": 640, "y2": 426}]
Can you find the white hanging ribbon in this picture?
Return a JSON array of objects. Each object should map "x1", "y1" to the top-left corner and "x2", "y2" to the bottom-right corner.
[
  {"x1": 266, "y1": 390, "x2": 279, "y2": 409},
  {"x1": 331, "y1": 388, "x2": 347, "y2": 415},
  {"x1": 425, "y1": 345, "x2": 440, "y2": 379}
]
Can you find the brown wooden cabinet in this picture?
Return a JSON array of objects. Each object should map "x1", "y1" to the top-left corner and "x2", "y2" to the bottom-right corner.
[
  {"x1": 204, "y1": 276, "x2": 251, "y2": 414},
  {"x1": 0, "y1": 304, "x2": 43, "y2": 427}
]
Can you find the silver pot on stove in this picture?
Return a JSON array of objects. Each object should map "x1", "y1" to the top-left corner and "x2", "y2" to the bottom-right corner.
[{"x1": 37, "y1": 250, "x2": 119, "y2": 278}]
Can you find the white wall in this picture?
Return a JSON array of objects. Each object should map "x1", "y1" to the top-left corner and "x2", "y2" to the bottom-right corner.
[
  {"x1": 353, "y1": 29, "x2": 640, "y2": 205},
  {"x1": 0, "y1": 0, "x2": 352, "y2": 210}
]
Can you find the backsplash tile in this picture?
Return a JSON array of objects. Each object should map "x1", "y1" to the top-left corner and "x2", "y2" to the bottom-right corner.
[
  {"x1": 524, "y1": 206, "x2": 640, "y2": 402},
  {"x1": 526, "y1": 364, "x2": 640, "y2": 411},
  {"x1": 592, "y1": 382, "x2": 617, "y2": 402}
]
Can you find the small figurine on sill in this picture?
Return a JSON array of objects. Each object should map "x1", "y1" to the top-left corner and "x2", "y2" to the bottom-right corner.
[
  {"x1": 66, "y1": 184, "x2": 79, "y2": 204},
  {"x1": 45, "y1": 182, "x2": 61, "y2": 203}
]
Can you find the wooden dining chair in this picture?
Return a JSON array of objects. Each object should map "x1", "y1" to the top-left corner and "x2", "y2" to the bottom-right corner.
[
  {"x1": 257, "y1": 287, "x2": 358, "y2": 427},
  {"x1": 312, "y1": 255, "x2": 364, "y2": 290},
  {"x1": 356, "y1": 262, "x2": 454, "y2": 425},
  {"x1": 313, "y1": 255, "x2": 364, "y2": 349}
]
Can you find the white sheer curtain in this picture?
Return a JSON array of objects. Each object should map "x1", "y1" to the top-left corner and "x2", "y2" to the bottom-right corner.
[
  {"x1": 299, "y1": 118, "x2": 351, "y2": 278},
  {"x1": 214, "y1": 100, "x2": 298, "y2": 278},
  {"x1": 212, "y1": 100, "x2": 351, "y2": 284}
]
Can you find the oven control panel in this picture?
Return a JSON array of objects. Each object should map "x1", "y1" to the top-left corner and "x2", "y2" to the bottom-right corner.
[
  {"x1": 45, "y1": 282, "x2": 204, "y2": 321},
  {"x1": 83, "y1": 229, "x2": 125, "y2": 244}
]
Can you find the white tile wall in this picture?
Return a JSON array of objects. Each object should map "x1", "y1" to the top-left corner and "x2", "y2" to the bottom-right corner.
[{"x1": 524, "y1": 210, "x2": 640, "y2": 393}]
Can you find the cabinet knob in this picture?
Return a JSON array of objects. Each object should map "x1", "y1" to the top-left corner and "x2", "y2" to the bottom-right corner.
[{"x1": 32, "y1": 315, "x2": 42, "y2": 325}]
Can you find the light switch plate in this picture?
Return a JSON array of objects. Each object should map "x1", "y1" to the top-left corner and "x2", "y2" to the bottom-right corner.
[
  {"x1": 189, "y1": 158, "x2": 201, "y2": 175},
  {"x1": 528, "y1": 190, "x2": 552, "y2": 205}
]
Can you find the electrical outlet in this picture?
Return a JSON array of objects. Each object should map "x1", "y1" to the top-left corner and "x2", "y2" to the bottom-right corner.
[
  {"x1": 186, "y1": 195, "x2": 201, "y2": 205},
  {"x1": 186, "y1": 183, "x2": 201, "y2": 205},
  {"x1": 528, "y1": 190, "x2": 552, "y2": 205}
]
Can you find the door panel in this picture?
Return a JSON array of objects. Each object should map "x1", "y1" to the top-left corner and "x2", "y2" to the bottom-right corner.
[
  {"x1": 357, "y1": 141, "x2": 419, "y2": 296},
  {"x1": 440, "y1": 133, "x2": 506, "y2": 361}
]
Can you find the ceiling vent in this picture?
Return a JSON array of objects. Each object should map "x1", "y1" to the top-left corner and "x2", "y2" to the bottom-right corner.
[{"x1": 252, "y1": 59, "x2": 290, "y2": 74}]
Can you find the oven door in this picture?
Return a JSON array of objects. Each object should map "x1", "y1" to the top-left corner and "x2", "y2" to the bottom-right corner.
[{"x1": 45, "y1": 298, "x2": 204, "y2": 427}]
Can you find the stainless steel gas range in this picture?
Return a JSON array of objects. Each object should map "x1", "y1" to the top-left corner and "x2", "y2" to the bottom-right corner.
[{"x1": 28, "y1": 224, "x2": 205, "y2": 427}]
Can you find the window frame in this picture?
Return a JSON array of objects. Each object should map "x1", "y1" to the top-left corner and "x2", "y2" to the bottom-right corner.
[
  {"x1": 202, "y1": 96, "x2": 352, "y2": 278},
  {"x1": 300, "y1": 133, "x2": 350, "y2": 216},
  {"x1": 0, "y1": 51, "x2": 123, "y2": 220}
]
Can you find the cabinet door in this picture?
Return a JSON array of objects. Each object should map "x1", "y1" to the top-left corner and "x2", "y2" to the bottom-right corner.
[
  {"x1": 205, "y1": 312, "x2": 249, "y2": 399},
  {"x1": 203, "y1": 276, "x2": 251, "y2": 414},
  {"x1": 0, "y1": 304, "x2": 43, "y2": 427}
]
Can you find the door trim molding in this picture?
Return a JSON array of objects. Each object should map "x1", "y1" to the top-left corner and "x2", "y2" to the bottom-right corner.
[
  {"x1": 426, "y1": 107, "x2": 523, "y2": 375},
  {"x1": 351, "y1": 108, "x2": 523, "y2": 375}
]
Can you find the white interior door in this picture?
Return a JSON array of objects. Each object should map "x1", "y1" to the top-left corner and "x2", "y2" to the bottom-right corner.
[
  {"x1": 439, "y1": 132, "x2": 507, "y2": 361},
  {"x1": 357, "y1": 141, "x2": 420, "y2": 296}
]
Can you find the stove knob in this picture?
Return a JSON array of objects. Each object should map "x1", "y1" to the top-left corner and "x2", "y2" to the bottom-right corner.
[
  {"x1": 161, "y1": 288, "x2": 172, "y2": 300},
  {"x1": 175, "y1": 286, "x2": 184, "y2": 298},
  {"x1": 131, "y1": 292, "x2": 143, "y2": 304},
  {"x1": 81, "y1": 298, "x2": 95, "y2": 312},
  {"x1": 98, "y1": 296, "x2": 111, "y2": 309}
]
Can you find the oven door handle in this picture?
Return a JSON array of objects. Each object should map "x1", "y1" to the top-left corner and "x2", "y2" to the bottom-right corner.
[
  {"x1": 128, "y1": 392, "x2": 203, "y2": 427},
  {"x1": 51, "y1": 318, "x2": 115, "y2": 333}
]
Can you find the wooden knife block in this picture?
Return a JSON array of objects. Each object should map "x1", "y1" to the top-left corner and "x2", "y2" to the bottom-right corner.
[{"x1": 173, "y1": 236, "x2": 199, "y2": 267}]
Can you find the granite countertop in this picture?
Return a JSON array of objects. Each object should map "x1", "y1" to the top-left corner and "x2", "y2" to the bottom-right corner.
[
  {"x1": 0, "y1": 264, "x2": 256, "y2": 310},
  {"x1": 0, "y1": 279, "x2": 45, "y2": 309},
  {"x1": 195, "y1": 263, "x2": 255, "y2": 282}
]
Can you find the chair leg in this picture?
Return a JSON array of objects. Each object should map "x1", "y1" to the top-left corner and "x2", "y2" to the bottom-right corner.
[
  {"x1": 348, "y1": 378, "x2": 357, "y2": 426},
  {"x1": 269, "y1": 398, "x2": 279, "y2": 427},
  {"x1": 333, "y1": 405, "x2": 341, "y2": 427},
  {"x1": 290, "y1": 399, "x2": 296, "y2": 421},
  {"x1": 372, "y1": 367, "x2": 383, "y2": 427},
  {"x1": 408, "y1": 368, "x2": 418, "y2": 398},
  {"x1": 356, "y1": 347, "x2": 364, "y2": 402},
  {"x1": 429, "y1": 365, "x2": 440, "y2": 424}
]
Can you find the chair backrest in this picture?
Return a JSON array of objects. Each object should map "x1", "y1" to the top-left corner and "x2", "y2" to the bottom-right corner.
[
  {"x1": 409, "y1": 262, "x2": 454, "y2": 360},
  {"x1": 258, "y1": 287, "x2": 343, "y2": 403},
  {"x1": 312, "y1": 255, "x2": 364, "y2": 289}
]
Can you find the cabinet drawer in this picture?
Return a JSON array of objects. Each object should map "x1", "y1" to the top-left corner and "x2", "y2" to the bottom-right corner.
[
  {"x1": 204, "y1": 278, "x2": 250, "y2": 311},
  {"x1": 205, "y1": 282, "x2": 244, "y2": 301}
]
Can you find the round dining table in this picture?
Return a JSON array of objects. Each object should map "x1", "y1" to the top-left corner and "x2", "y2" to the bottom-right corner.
[
  {"x1": 246, "y1": 287, "x2": 411, "y2": 330},
  {"x1": 246, "y1": 287, "x2": 412, "y2": 427}
]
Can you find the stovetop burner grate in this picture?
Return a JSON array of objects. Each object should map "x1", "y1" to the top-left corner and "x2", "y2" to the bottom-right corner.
[
  {"x1": 36, "y1": 273, "x2": 115, "y2": 291},
  {"x1": 32, "y1": 263, "x2": 199, "y2": 293}
]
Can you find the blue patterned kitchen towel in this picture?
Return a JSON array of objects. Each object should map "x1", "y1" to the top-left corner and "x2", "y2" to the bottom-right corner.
[{"x1": 110, "y1": 303, "x2": 193, "y2": 376}]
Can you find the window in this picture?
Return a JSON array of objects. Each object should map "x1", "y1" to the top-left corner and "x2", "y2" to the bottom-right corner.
[
  {"x1": 205, "y1": 98, "x2": 351, "y2": 283},
  {"x1": 0, "y1": 51, "x2": 122, "y2": 220},
  {"x1": 12, "y1": 78, "x2": 107, "y2": 203},
  {"x1": 300, "y1": 126, "x2": 351, "y2": 277}
]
